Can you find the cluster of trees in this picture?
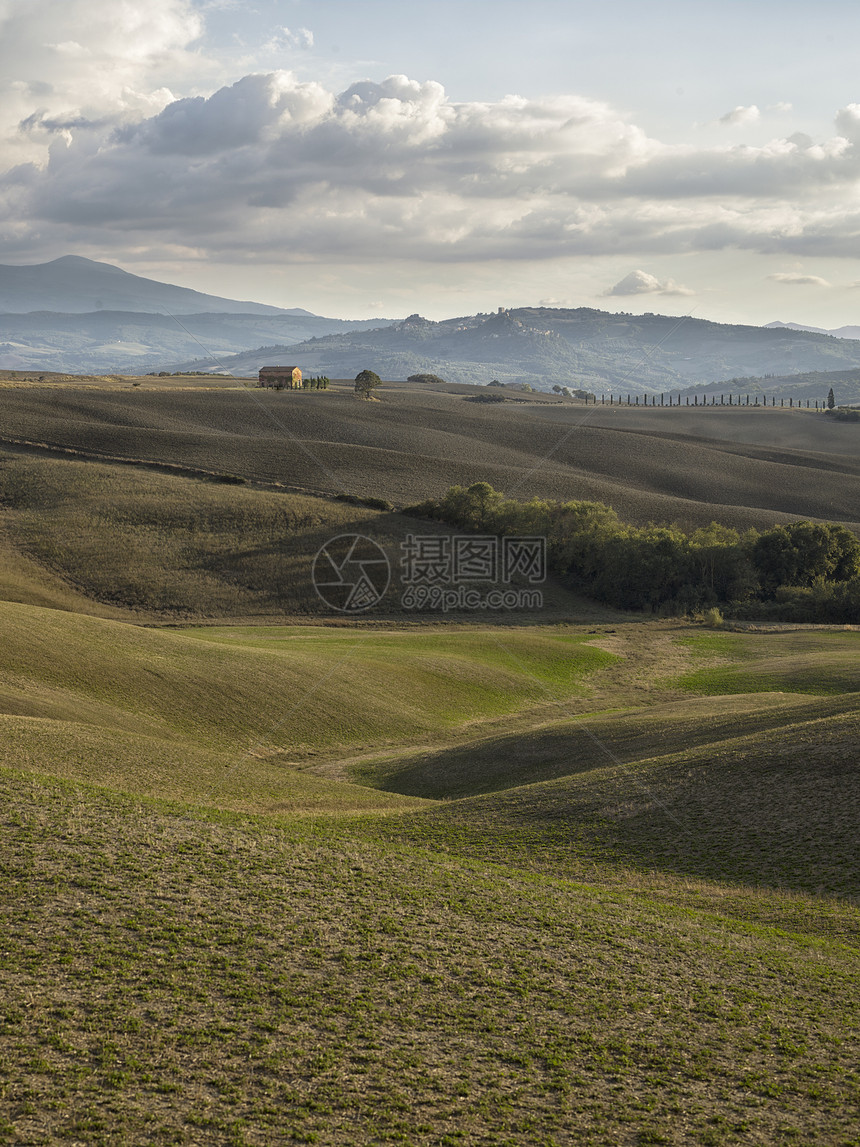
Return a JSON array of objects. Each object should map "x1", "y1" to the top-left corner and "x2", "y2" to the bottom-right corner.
[
  {"x1": 407, "y1": 373, "x2": 447, "y2": 384},
  {"x1": 268, "y1": 374, "x2": 329, "y2": 390},
  {"x1": 407, "y1": 482, "x2": 860, "y2": 621},
  {"x1": 552, "y1": 385, "x2": 596, "y2": 400}
]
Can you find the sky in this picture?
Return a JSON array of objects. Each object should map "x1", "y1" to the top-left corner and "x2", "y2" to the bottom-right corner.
[{"x1": 3, "y1": 0, "x2": 860, "y2": 323}]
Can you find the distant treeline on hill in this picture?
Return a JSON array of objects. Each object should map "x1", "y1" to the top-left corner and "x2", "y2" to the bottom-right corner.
[
  {"x1": 682, "y1": 368, "x2": 860, "y2": 405},
  {"x1": 407, "y1": 483, "x2": 860, "y2": 622},
  {"x1": 581, "y1": 392, "x2": 831, "y2": 408}
]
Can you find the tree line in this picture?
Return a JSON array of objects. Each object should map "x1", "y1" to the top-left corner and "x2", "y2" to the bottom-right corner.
[
  {"x1": 574, "y1": 393, "x2": 834, "y2": 408},
  {"x1": 406, "y1": 483, "x2": 860, "y2": 622}
]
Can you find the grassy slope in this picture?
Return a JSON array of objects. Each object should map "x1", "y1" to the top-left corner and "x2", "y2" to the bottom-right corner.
[
  {"x1": 2, "y1": 768, "x2": 858, "y2": 1146},
  {"x1": 0, "y1": 607, "x2": 858, "y2": 1143},
  {"x1": 1, "y1": 385, "x2": 859, "y2": 531},
  {"x1": 1, "y1": 391, "x2": 858, "y2": 1143},
  {"x1": 347, "y1": 629, "x2": 859, "y2": 898},
  {"x1": 0, "y1": 452, "x2": 607, "y2": 621},
  {"x1": 364, "y1": 705, "x2": 859, "y2": 898},
  {"x1": 349, "y1": 692, "x2": 859, "y2": 799},
  {"x1": 673, "y1": 630, "x2": 860, "y2": 696},
  {"x1": 2, "y1": 597, "x2": 856, "y2": 898},
  {"x1": 0, "y1": 452, "x2": 385, "y2": 619},
  {"x1": 0, "y1": 601, "x2": 617, "y2": 810}
]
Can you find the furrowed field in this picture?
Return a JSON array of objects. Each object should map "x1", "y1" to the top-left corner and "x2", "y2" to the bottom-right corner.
[{"x1": 0, "y1": 378, "x2": 857, "y2": 1145}]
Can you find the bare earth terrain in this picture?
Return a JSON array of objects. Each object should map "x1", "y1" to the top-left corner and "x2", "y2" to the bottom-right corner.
[{"x1": 0, "y1": 377, "x2": 858, "y2": 531}]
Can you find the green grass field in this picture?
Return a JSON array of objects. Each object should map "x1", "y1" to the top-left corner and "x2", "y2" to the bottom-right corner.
[
  {"x1": 0, "y1": 414, "x2": 858, "y2": 1144},
  {"x1": 2, "y1": 766, "x2": 858, "y2": 1146},
  {"x1": 673, "y1": 630, "x2": 860, "y2": 696}
]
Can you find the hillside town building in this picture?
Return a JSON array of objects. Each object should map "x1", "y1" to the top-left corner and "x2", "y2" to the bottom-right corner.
[{"x1": 258, "y1": 366, "x2": 302, "y2": 388}]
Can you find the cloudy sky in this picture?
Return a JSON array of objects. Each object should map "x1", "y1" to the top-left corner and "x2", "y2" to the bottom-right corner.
[{"x1": 3, "y1": 0, "x2": 860, "y2": 323}]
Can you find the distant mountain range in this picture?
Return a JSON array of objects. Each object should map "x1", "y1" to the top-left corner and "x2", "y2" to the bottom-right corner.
[
  {"x1": 0, "y1": 257, "x2": 396, "y2": 372},
  {"x1": 766, "y1": 320, "x2": 860, "y2": 340},
  {"x1": 4, "y1": 257, "x2": 860, "y2": 392},
  {"x1": 0, "y1": 256, "x2": 299, "y2": 315},
  {"x1": 180, "y1": 306, "x2": 860, "y2": 394}
]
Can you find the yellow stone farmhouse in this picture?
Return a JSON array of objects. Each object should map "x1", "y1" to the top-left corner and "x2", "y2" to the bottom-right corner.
[{"x1": 258, "y1": 365, "x2": 302, "y2": 389}]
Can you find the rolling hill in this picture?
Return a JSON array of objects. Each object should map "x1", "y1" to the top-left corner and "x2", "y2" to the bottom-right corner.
[
  {"x1": 0, "y1": 371, "x2": 858, "y2": 1145},
  {"x1": 1, "y1": 380, "x2": 857, "y2": 533},
  {"x1": 1, "y1": 594, "x2": 858, "y2": 1143},
  {"x1": 681, "y1": 366, "x2": 860, "y2": 405},
  {"x1": 188, "y1": 305, "x2": 860, "y2": 393}
]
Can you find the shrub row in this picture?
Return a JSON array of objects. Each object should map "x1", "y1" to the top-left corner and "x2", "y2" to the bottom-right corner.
[{"x1": 406, "y1": 483, "x2": 860, "y2": 620}]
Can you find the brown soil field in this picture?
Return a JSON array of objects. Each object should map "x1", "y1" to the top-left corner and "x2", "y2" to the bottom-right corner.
[{"x1": 0, "y1": 380, "x2": 857, "y2": 531}]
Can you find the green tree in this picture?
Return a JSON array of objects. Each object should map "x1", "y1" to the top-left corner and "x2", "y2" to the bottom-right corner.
[
  {"x1": 355, "y1": 369, "x2": 381, "y2": 397},
  {"x1": 591, "y1": 527, "x2": 692, "y2": 611},
  {"x1": 752, "y1": 521, "x2": 860, "y2": 595},
  {"x1": 689, "y1": 523, "x2": 756, "y2": 603},
  {"x1": 827, "y1": 386, "x2": 836, "y2": 409},
  {"x1": 436, "y1": 482, "x2": 505, "y2": 530}
]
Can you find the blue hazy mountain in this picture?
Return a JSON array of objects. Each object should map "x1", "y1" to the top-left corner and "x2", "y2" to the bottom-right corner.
[
  {"x1": 0, "y1": 257, "x2": 396, "y2": 372},
  {"x1": 0, "y1": 256, "x2": 305, "y2": 316},
  {"x1": 191, "y1": 307, "x2": 860, "y2": 392}
]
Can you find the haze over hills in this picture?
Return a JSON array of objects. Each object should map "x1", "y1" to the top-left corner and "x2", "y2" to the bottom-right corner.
[
  {"x1": 0, "y1": 309, "x2": 399, "y2": 374},
  {"x1": 766, "y1": 320, "x2": 860, "y2": 340},
  {"x1": 184, "y1": 306, "x2": 860, "y2": 394},
  {"x1": 5, "y1": 257, "x2": 860, "y2": 391},
  {"x1": 0, "y1": 257, "x2": 397, "y2": 373},
  {"x1": 0, "y1": 256, "x2": 298, "y2": 315},
  {"x1": 679, "y1": 367, "x2": 860, "y2": 405}
]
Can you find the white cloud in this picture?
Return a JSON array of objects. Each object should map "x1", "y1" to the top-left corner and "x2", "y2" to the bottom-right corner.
[
  {"x1": 719, "y1": 104, "x2": 760, "y2": 127},
  {"x1": 603, "y1": 271, "x2": 694, "y2": 297},
  {"x1": 264, "y1": 26, "x2": 314, "y2": 53},
  {"x1": 6, "y1": 55, "x2": 860, "y2": 273},
  {"x1": 0, "y1": 0, "x2": 208, "y2": 170},
  {"x1": 767, "y1": 102, "x2": 793, "y2": 114},
  {"x1": 767, "y1": 272, "x2": 831, "y2": 286}
]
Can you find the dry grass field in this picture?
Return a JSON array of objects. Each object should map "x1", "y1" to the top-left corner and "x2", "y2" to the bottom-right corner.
[
  {"x1": 0, "y1": 379, "x2": 858, "y2": 531},
  {"x1": 0, "y1": 452, "x2": 606, "y2": 621},
  {"x1": 0, "y1": 377, "x2": 858, "y2": 1144}
]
